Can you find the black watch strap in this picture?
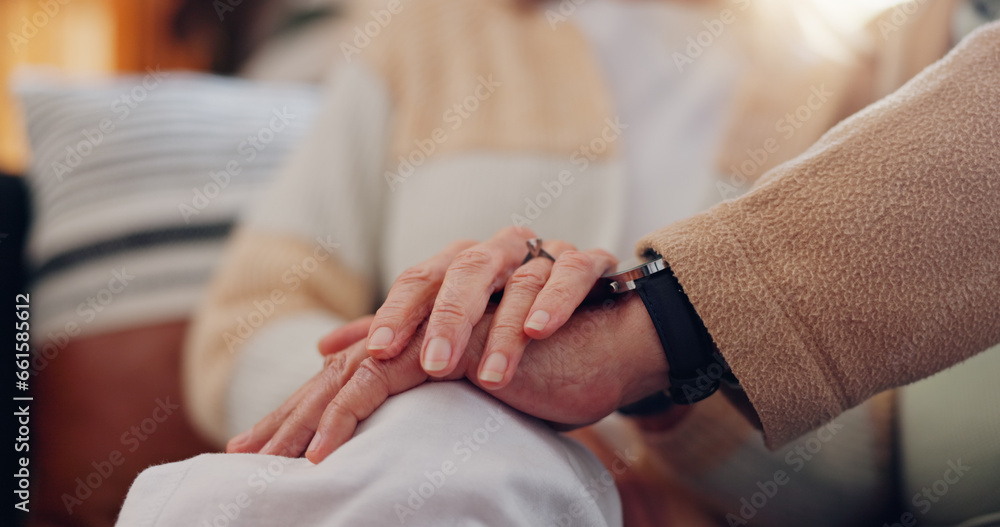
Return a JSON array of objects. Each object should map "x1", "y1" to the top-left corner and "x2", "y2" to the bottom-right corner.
[
  {"x1": 634, "y1": 263, "x2": 723, "y2": 405},
  {"x1": 618, "y1": 391, "x2": 673, "y2": 416}
]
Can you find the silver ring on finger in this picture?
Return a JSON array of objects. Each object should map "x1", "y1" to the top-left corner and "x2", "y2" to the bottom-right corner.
[{"x1": 521, "y1": 238, "x2": 557, "y2": 266}]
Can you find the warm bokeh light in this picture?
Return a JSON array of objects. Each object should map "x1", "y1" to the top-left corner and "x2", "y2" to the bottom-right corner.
[
  {"x1": 1, "y1": 0, "x2": 210, "y2": 174},
  {"x1": 1, "y1": 0, "x2": 116, "y2": 173}
]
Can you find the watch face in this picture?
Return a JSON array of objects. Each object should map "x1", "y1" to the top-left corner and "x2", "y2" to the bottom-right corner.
[
  {"x1": 607, "y1": 258, "x2": 648, "y2": 275},
  {"x1": 601, "y1": 258, "x2": 666, "y2": 293}
]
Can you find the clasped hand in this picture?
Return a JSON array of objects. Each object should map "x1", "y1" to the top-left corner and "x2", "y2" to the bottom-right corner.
[{"x1": 227, "y1": 227, "x2": 668, "y2": 463}]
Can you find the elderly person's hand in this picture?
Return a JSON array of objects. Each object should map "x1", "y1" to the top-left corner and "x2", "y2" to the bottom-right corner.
[
  {"x1": 353, "y1": 227, "x2": 617, "y2": 389},
  {"x1": 228, "y1": 294, "x2": 667, "y2": 464}
]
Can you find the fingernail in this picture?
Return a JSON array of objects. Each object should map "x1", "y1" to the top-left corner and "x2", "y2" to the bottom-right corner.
[
  {"x1": 422, "y1": 337, "x2": 452, "y2": 372},
  {"x1": 525, "y1": 310, "x2": 550, "y2": 332},
  {"x1": 260, "y1": 439, "x2": 275, "y2": 454},
  {"x1": 367, "y1": 327, "x2": 394, "y2": 350},
  {"x1": 479, "y1": 354, "x2": 508, "y2": 384},
  {"x1": 306, "y1": 432, "x2": 324, "y2": 459}
]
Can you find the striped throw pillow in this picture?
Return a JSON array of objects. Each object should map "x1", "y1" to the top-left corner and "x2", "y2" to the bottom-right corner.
[{"x1": 16, "y1": 72, "x2": 320, "y2": 342}]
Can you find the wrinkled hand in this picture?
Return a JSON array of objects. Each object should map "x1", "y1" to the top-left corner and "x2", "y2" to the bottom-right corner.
[
  {"x1": 227, "y1": 294, "x2": 667, "y2": 464},
  {"x1": 352, "y1": 227, "x2": 617, "y2": 389}
]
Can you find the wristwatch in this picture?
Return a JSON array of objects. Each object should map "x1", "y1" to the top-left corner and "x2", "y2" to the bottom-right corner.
[{"x1": 602, "y1": 256, "x2": 736, "y2": 414}]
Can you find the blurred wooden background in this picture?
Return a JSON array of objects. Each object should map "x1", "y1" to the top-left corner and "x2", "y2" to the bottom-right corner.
[{"x1": 1, "y1": 0, "x2": 212, "y2": 174}]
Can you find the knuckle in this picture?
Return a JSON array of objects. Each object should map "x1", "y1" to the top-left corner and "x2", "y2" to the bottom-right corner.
[
  {"x1": 555, "y1": 250, "x2": 594, "y2": 274},
  {"x1": 321, "y1": 397, "x2": 352, "y2": 424},
  {"x1": 356, "y1": 358, "x2": 392, "y2": 393},
  {"x1": 395, "y1": 266, "x2": 435, "y2": 287},
  {"x1": 270, "y1": 424, "x2": 315, "y2": 456},
  {"x1": 490, "y1": 319, "x2": 524, "y2": 337},
  {"x1": 320, "y1": 356, "x2": 353, "y2": 390},
  {"x1": 508, "y1": 267, "x2": 547, "y2": 292},
  {"x1": 429, "y1": 297, "x2": 469, "y2": 326},
  {"x1": 323, "y1": 352, "x2": 348, "y2": 374},
  {"x1": 287, "y1": 417, "x2": 316, "y2": 440},
  {"x1": 279, "y1": 409, "x2": 315, "y2": 441},
  {"x1": 323, "y1": 394, "x2": 366, "y2": 428},
  {"x1": 376, "y1": 296, "x2": 423, "y2": 323},
  {"x1": 543, "y1": 282, "x2": 576, "y2": 304},
  {"x1": 452, "y1": 248, "x2": 495, "y2": 272}
]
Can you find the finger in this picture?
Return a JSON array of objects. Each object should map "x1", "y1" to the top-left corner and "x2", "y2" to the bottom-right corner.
[
  {"x1": 318, "y1": 315, "x2": 375, "y2": 356},
  {"x1": 227, "y1": 347, "x2": 356, "y2": 454},
  {"x1": 226, "y1": 376, "x2": 315, "y2": 454},
  {"x1": 305, "y1": 347, "x2": 438, "y2": 463},
  {"x1": 258, "y1": 343, "x2": 368, "y2": 457},
  {"x1": 524, "y1": 249, "x2": 617, "y2": 339},
  {"x1": 366, "y1": 239, "x2": 476, "y2": 360},
  {"x1": 477, "y1": 240, "x2": 576, "y2": 389},
  {"x1": 306, "y1": 319, "x2": 488, "y2": 463},
  {"x1": 421, "y1": 226, "x2": 535, "y2": 377}
]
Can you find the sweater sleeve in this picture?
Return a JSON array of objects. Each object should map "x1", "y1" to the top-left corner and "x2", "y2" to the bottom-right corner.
[
  {"x1": 637, "y1": 22, "x2": 1000, "y2": 448},
  {"x1": 183, "y1": 61, "x2": 392, "y2": 445}
]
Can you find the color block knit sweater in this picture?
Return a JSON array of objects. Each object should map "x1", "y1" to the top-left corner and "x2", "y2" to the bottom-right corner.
[
  {"x1": 185, "y1": 0, "x2": 631, "y2": 444},
  {"x1": 185, "y1": 0, "x2": 1000, "y2": 456}
]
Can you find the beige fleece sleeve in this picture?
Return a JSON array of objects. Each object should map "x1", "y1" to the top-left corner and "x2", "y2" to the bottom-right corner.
[{"x1": 638, "y1": 22, "x2": 1000, "y2": 448}]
